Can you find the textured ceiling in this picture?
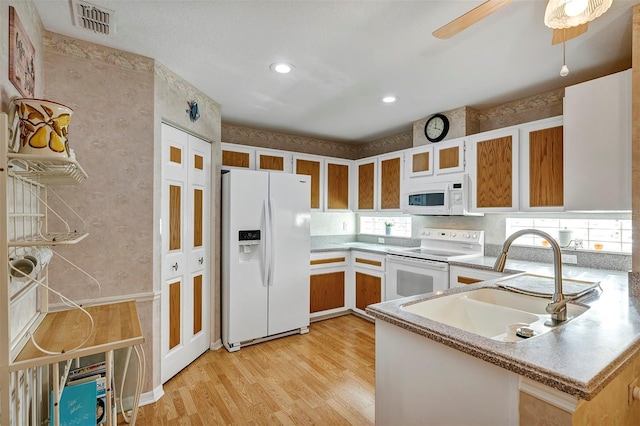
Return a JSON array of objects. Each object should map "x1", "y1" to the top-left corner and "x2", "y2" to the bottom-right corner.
[{"x1": 32, "y1": 0, "x2": 635, "y2": 143}]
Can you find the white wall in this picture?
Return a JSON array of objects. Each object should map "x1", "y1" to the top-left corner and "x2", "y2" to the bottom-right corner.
[{"x1": 310, "y1": 212, "x2": 356, "y2": 236}]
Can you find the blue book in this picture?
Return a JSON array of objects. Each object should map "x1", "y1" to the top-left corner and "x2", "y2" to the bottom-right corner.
[{"x1": 50, "y1": 379, "x2": 97, "y2": 426}]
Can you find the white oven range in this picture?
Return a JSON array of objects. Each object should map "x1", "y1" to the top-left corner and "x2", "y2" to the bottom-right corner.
[{"x1": 386, "y1": 228, "x2": 484, "y2": 301}]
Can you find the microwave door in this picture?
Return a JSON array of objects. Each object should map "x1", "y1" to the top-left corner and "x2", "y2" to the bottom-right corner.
[{"x1": 405, "y1": 187, "x2": 449, "y2": 215}]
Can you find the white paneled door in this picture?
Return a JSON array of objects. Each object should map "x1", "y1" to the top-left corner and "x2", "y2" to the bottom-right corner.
[{"x1": 161, "y1": 123, "x2": 211, "y2": 383}]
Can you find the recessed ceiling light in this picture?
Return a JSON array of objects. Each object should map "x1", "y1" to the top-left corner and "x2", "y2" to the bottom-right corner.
[
  {"x1": 382, "y1": 96, "x2": 397, "y2": 103},
  {"x1": 270, "y1": 62, "x2": 294, "y2": 74}
]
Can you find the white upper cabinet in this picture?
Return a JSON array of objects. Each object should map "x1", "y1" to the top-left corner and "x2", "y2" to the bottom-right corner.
[
  {"x1": 467, "y1": 127, "x2": 520, "y2": 213},
  {"x1": 563, "y1": 69, "x2": 631, "y2": 211},
  {"x1": 324, "y1": 157, "x2": 352, "y2": 211},
  {"x1": 354, "y1": 152, "x2": 402, "y2": 212},
  {"x1": 376, "y1": 152, "x2": 404, "y2": 212},
  {"x1": 222, "y1": 143, "x2": 292, "y2": 173},
  {"x1": 293, "y1": 153, "x2": 325, "y2": 211},
  {"x1": 354, "y1": 157, "x2": 378, "y2": 212},
  {"x1": 292, "y1": 154, "x2": 352, "y2": 212}
]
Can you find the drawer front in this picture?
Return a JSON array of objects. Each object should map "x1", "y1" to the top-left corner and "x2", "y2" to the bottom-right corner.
[
  {"x1": 310, "y1": 251, "x2": 349, "y2": 269},
  {"x1": 455, "y1": 275, "x2": 484, "y2": 285},
  {"x1": 450, "y1": 265, "x2": 508, "y2": 288},
  {"x1": 351, "y1": 251, "x2": 386, "y2": 272}
]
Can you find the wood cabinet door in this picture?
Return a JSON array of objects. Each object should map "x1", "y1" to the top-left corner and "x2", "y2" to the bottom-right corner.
[
  {"x1": 404, "y1": 145, "x2": 434, "y2": 180},
  {"x1": 293, "y1": 155, "x2": 323, "y2": 210},
  {"x1": 355, "y1": 158, "x2": 377, "y2": 211},
  {"x1": 519, "y1": 117, "x2": 564, "y2": 211},
  {"x1": 378, "y1": 153, "x2": 402, "y2": 211},
  {"x1": 325, "y1": 159, "x2": 351, "y2": 210},
  {"x1": 221, "y1": 143, "x2": 255, "y2": 170},
  {"x1": 528, "y1": 126, "x2": 563, "y2": 207},
  {"x1": 256, "y1": 149, "x2": 292, "y2": 173},
  {"x1": 355, "y1": 272, "x2": 381, "y2": 311},
  {"x1": 434, "y1": 138, "x2": 465, "y2": 175},
  {"x1": 468, "y1": 129, "x2": 519, "y2": 212},
  {"x1": 310, "y1": 271, "x2": 345, "y2": 313}
]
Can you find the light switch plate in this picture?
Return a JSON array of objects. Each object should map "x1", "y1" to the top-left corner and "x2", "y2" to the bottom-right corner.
[
  {"x1": 562, "y1": 254, "x2": 577, "y2": 264},
  {"x1": 378, "y1": 237, "x2": 385, "y2": 244}
]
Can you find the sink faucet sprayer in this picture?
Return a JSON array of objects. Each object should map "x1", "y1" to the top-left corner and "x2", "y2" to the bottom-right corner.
[{"x1": 493, "y1": 229, "x2": 570, "y2": 326}]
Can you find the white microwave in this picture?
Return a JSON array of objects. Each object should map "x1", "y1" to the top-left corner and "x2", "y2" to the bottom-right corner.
[{"x1": 402, "y1": 174, "x2": 480, "y2": 216}]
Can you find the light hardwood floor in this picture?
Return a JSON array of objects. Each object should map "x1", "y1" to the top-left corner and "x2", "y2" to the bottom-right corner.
[{"x1": 135, "y1": 314, "x2": 375, "y2": 425}]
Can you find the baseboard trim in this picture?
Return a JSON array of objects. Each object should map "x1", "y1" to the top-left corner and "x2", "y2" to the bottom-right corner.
[
  {"x1": 310, "y1": 310, "x2": 352, "y2": 323},
  {"x1": 138, "y1": 384, "x2": 164, "y2": 407},
  {"x1": 519, "y1": 378, "x2": 579, "y2": 413}
]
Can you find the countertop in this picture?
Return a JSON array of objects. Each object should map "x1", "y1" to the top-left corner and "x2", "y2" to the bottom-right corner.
[
  {"x1": 312, "y1": 240, "x2": 625, "y2": 282},
  {"x1": 367, "y1": 270, "x2": 637, "y2": 400},
  {"x1": 310, "y1": 240, "x2": 408, "y2": 254},
  {"x1": 312, "y1": 240, "x2": 639, "y2": 400}
]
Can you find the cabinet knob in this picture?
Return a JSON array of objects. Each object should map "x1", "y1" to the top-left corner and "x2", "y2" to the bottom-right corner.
[
  {"x1": 199, "y1": 257, "x2": 204, "y2": 265},
  {"x1": 172, "y1": 263, "x2": 179, "y2": 271}
]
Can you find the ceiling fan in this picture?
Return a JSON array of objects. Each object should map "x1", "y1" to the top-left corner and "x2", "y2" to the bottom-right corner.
[{"x1": 432, "y1": 0, "x2": 588, "y2": 45}]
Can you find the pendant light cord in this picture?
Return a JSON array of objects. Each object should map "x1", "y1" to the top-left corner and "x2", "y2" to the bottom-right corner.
[
  {"x1": 560, "y1": 29, "x2": 570, "y2": 77},
  {"x1": 563, "y1": 29, "x2": 566, "y2": 66}
]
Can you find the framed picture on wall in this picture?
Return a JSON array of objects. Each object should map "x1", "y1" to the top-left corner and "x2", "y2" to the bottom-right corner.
[{"x1": 8, "y1": 6, "x2": 36, "y2": 98}]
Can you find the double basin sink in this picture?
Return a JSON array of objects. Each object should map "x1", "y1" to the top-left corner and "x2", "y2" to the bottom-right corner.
[{"x1": 402, "y1": 275, "x2": 594, "y2": 342}]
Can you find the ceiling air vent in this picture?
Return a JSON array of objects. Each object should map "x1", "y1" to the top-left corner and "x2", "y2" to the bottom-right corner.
[{"x1": 71, "y1": 0, "x2": 115, "y2": 36}]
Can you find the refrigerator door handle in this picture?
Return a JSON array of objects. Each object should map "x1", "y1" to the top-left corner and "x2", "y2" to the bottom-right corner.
[
  {"x1": 267, "y1": 198, "x2": 275, "y2": 286},
  {"x1": 263, "y1": 198, "x2": 271, "y2": 287}
]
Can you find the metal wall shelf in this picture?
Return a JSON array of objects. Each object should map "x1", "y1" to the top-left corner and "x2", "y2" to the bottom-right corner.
[
  {"x1": 7, "y1": 153, "x2": 88, "y2": 186},
  {"x1": 9, "y1": 232, "x2": 89, "y2": 247}
]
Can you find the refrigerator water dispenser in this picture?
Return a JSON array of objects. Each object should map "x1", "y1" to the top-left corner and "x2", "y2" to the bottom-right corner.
[{"x1": 238, "y1": 230, "x2": 261, "y2": 260}]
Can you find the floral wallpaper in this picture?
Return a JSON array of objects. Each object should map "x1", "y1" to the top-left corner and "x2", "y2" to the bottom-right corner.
[
  {"x1": 222, "y1": 123, "x2": 360, "y2": 159},
  {"x1": 411, "y1": 89, "x2": 564, "y2": 148},
  {"x1": 478, "y1": 88, "x2": 564, "y2": 131},
  {"x1": 42, "y1": 31, "x2": 222, "y2": 396},
  {"x1": 222, "y1": 123, "x2": 412, "y2": 160},
  {"x1": 226, "y1": 87, "x2": 565, "y2": 159}
]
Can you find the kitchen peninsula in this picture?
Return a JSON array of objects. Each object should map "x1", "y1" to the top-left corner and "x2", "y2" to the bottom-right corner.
[{"x1": 366, "y1": 265, "x2": 640, "y2": 425}]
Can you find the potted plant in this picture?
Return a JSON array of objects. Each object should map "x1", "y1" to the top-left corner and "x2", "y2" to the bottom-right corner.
[{"x1": 385, "y1": 221, "x2": 393, "y2": 236}]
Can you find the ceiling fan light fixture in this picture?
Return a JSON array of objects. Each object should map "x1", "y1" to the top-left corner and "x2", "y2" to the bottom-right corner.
[
  {"x1": 544, "y1": 0, "x2": 612, "y2": 29},
  {"x1": 564, "y1": 0, "x2": 589, "y2": 16}
]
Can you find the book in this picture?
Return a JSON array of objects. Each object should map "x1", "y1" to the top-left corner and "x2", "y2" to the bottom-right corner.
[
  {"x1": 50, "y1": 380, "x2": 97, "y2": 426},
  {"x1": 67, "y1": 362, "x2": 113, "y2": 425},
  {"x1": 67, "y1": 361, "x2": 106, "y2": 382},
  {"x1": 95, "y1": 376, "x2": 107, "y2": 425}
]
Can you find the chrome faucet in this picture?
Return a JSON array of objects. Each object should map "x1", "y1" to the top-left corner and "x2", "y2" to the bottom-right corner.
[{"x1": 493, "y1": 229, "x2": 570, "y2": 326}]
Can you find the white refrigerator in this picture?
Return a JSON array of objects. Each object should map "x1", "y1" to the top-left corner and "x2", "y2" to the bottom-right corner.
[{"x1": 222, "y1": 169, "x2": 311, "y2": 352}]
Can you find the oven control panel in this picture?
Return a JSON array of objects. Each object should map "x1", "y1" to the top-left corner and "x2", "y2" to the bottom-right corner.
[{"x1": 417, "y1": 227, "x2": 483, "y2": 244}]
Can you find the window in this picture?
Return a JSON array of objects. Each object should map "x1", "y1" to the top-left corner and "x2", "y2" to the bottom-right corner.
[
  {"x1": 359, "y1": 216, "x2": 411, "y2": 238},
  {"x1": 505, "y1": 217, "x2": 631, "y2": 253}
]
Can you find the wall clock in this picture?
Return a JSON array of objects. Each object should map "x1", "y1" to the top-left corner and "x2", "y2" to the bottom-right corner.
[{"x1": 424, "y1": 113, "x2": 449, "y2": 143}]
